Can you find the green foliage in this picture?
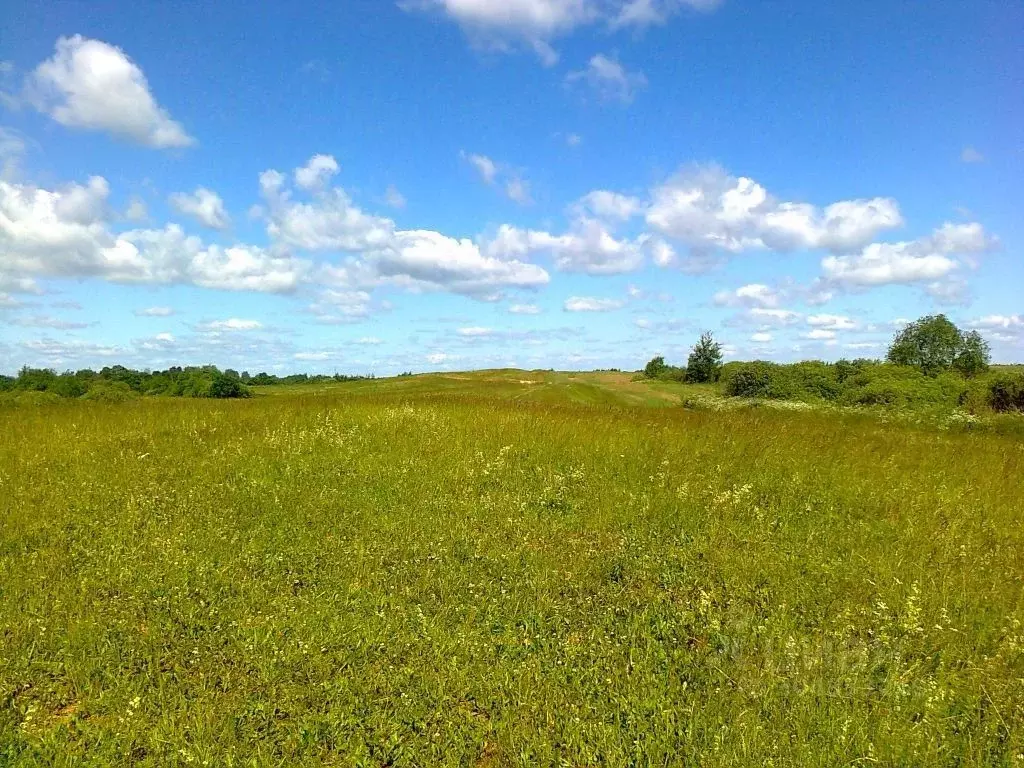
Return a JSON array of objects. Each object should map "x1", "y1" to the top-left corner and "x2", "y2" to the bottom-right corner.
[
  {"x1": 955, "y1": 330, "x2": 991, "y2": 377},
  {"x1": 723, "y1": 360, "x2": 841, "y2": 401},
  {"x1": 987, "y1": 371, "x2": 1024, "y2": 413},
  {"x1": 719, "y1": 359, "x2": 1023, "y2": 415},
  {"x1": 1, "y1": 380, "x2": 1022, "y2": 764},
  {"x1": 80, "y1": 382, "x2": 140, "y2": 403},
  {"x1": 723, "y1": 360, "x2": 781, "y2": 398},
  {"x1": 643, "y1": 355, "x2": 667, "y2": 378},
  {"x1": 685, "y1": 331, "x2": 723, "y2": 383},
  {"x1": 208, "y1": 371, "x2": 250, "y2": 399},
  {"x1": 887, "y1": 314, "x2": 991, "y2": 376},
  {"x1": 643, "y1": 356, "x2": 686, "y2": 382}
]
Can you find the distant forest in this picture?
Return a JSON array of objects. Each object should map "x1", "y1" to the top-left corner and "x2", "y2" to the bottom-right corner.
[{"x1": 0, "y1": 366, "x2": 371, "y2": 401}]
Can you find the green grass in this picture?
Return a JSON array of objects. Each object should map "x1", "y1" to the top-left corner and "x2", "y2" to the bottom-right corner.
[{"x1": 2, "y1": 371, "x2": 1023, "y2": 766}]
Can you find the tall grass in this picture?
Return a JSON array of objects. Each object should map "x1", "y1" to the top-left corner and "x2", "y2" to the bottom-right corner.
[{"x1": 1, "y1": 382, "x2": 1022, "y2": 765}]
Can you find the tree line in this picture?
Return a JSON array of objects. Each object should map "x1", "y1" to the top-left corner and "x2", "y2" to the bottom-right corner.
[{"x1": 0, "y1": 365, "x2": 372, "y2": 401}]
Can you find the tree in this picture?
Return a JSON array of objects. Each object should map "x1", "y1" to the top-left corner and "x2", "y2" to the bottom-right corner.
[
  {"x1": 954, "y1": 330, "x2": 991, "y2": 377},
  {"x1": 887, "y1": 315, "x2": 990, "y2": 376},
  {"x1": 686, "y1": 331, "x2": 723, "y2": 383},
  {"x1": 644, "y1": 356, "x2": 668, "y2": 378},
  {"x1": 208, "y1": 372, "x2": 250, "y2": 399}
]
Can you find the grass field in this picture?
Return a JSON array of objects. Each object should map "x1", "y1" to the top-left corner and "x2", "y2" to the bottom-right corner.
[{"x1": 2, "y1": 370, "x2": 1023, "y2": 766}]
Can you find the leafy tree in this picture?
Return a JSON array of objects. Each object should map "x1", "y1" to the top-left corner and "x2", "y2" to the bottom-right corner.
[
  {"x1": 208, "y1": 372, "x2": 250, "y2": 399},
  {"x1": 643, "y1": 356, "x2": 668, "y2": 378},
  {"x1": 686, "y1": 332, "x2": 723, "y2": 383},
  {"x1": 954, "y1": 330, "x2": 991, "y2": 377},
  {"x1": 887, "y1": 315, "x2": 990, "y2": 376}
]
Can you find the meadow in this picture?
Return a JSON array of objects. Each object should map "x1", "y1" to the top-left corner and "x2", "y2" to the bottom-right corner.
[{"x1": 2, "y1": 370, "x2": 1023, "y2": 766}]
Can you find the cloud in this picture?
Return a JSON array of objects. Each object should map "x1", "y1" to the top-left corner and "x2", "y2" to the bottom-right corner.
[
  {"x1": 505, "y1": 177, "x2": 532, "y2": 205},
  {"x1": 612, "y1": 0, "x2": 722, "y2": 27},
  {"x1": 0, "y1": 176, "x2": 114, "y2": 285},
  {"x1": 307, "y1": 289, "x2": 373, "y2": 323},
  {"x1": 970, "y1": 314, "x2": 1023, "y2": 330},
  {"x1": 169, "y1": 187, "x2": 231, "y2": 230},
  {"x1": 25, "y1": 36, "x2": 194, "y2": 148},
  {"x1": 801, "y1": 329, "x2": 836, "y2": 340},
  {"x1": 647, "y1": 165, "x2": 903, "y2": 255},
  {"x1": 412, "y1": 1, "x2": 718, "y2": 62},
  {"x1": 0, "y1": 176, "x2": 305, "y2": 293},
  {"x1": 384, "y1": 185, "x2": 406, "y2": 209},
  {"x1": 9, "y1": 314, "x2": 92, "y2": 330},
  {"x1": 750, "y1": 331, "x2": 772, "y2": 343},
  {"x1": 114, "y1": 225, "x2": 307, "y2": 292},
  {"x1": 294, "y1": 351, "x2": 331, "y2": 361},
  {"x1": 713, "y1": 283, "x2": 782, "y2": 308},
  {"x1": 463, "y1": 152, "x2": 499, "y2": 185},
  {"x1": 195, "y1": 318, "x2": 263, "y2": 332},
  {"x1": 566, "y1": 132, "x2": 582, "y2": 147},
  {"x1": 566, "y1": 54, "x2": 646, "y2": 103},
  {"x1": 260, "y1": 167, "x2": 396, "y2": 252},
  {"x1": 355, "y1": 336, "x2": 383, "y2": 345},
  {"x1": 0, "y1": 292, "x2": 23, "y2": 309},
  {"x1": 969, "y1": 315, "x2": 1024, "y2": 346},
  {"x1": 374, "y1": 229, "x2": 549, "y2": 296},
  {"x1": 820, "y1": 222, "x2": 995, "y2": 289},
  {"x1": 462, "y1": 152, "x2": 531, "y2": 203},
  {"x1": 294, "y1": 154, "x2": 340, "y2": 190},
  {"x1": 648, "y1": 238, "x2": 677, "y2": 268},
  {"x1": 457, "y1": 326, "x2": 494, "y2": 336},
  {"x1": 960, "y1": 146, "x2": 984, "y2": 164},
  {"x1": 574, "y1": 189, "x2": 642, "y2": 221},
  {"x1": 0, "y1": 127, "x2": 28, "y2": 178},
  {"x1": 806, "y1": 313, "x2": 856, "y2": 330},
  {"x1": 124, "y1": 196, "x2": 148, "y2": 222},
  {"x1": 509, "y1": 303, "x2": 541, "y2": 314},
  {"x1": 134, "y1": 306, "x2": 175, "y2": 317},
  {"x1": 744, "y1": 308, "x2": 802, "y2": 326},
  {"x1": 564, "y1": 296, "x2": 625, "y2": 312},
  {"x1": 485, "y1": 220, "x2": 645, "y2": 274}
]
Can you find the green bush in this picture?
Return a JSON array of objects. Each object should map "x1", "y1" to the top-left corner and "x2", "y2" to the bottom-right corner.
[
  {"x1": 839, "y1": 365, "x2": 961, "y2": 409},
  {"x1": 723, "y1": 362, "x2": 788, "y2": 399},
  {"x1": 208, "y1": 372, "x2": 251, "y2": 399},
  {"x1": 987, "y1": 372, "x2": 1024, "y2": 413},
  {"x1": 81, "y1": 382, "x2": 139, "y2": 403},
  {"x1": 723, "y1": 361, "x2": 842, "y2": 402},
  {"x1": 789, "y1": 361, "x2": 842, "y2": 401}
]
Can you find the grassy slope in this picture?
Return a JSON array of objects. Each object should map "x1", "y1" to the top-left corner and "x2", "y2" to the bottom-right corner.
[{"x1": 2, "y1": 372, "x2": 1023, "y2": 766}]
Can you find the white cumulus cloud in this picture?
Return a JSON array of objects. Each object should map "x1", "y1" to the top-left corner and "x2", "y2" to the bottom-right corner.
[
  {"x1": 713, "y1": 283, "x2": 782, "y2": 308},
  {"x1": 647, "y1": 165, "x2": 903, "y2": 255},
  {"x1": 26, "y1": 36, "x2": 194, "y2": 148},
  {"x1": 196, "y1": 318, "x2": 263, "y2": 332},
  {"x1": 294, "y1": 154, "x2": 340, "y2": 191},
  {"x1": 564, "y1": 296, "x2": 625, "y2": 312},
  {"x1": 820, "y1": 222, "x2": 995, "y2": 289},
  {"x1": 169, "y1": 187, "x2": 231, "y2": 230}
]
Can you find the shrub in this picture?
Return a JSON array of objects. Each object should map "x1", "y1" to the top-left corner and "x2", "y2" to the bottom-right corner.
[
  {"x1": 988, "y1": 372, "x2": 1024, "y2": 413},
  {"x1": 723, "y1": 362, "x2": 784, "y2": 399},
  {"x1": 839, "y1": 365, "x2": 958, "y2": 409},
  {"x1": 643, "y1": 356, "x2": 667, "y2": 378},
  {"x1": 81, "y1": 382, "x2": 139, "y2": 403},
  {"x1": 208, "y1": 372, "x2": 251, "y2": 399},
  {"x1": 788, "y1": 361, "x2": 842, "y2": 401}
]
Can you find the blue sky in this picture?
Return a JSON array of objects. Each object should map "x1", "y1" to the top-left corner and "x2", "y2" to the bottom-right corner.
[{"x1": 1, "y1": 0, "x2": 1021, "y2": 375}]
